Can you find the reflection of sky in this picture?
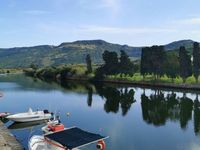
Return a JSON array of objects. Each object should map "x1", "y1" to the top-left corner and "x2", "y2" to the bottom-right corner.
[{"x1": 1, "y1": 80, "x2": 200, "y2": 150}]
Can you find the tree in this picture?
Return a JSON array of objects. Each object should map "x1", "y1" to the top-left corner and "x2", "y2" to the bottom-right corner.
[
  {"x1": 95, "y1": 50, "x2": 119, "y2": 79},
  {"x1": 164, "y1": 52, "x2": 179, "y2": 81},
  {"x1": 193, "y1": 42, "x2": 200, "y2": 82},
  {"x1": 102, "y1": 50, "x2": 119, "y2": 75},
  {"x1": 140, "y1": 47, "x2": 151, "y2": 77},
  {"x1": 119, "y1": 50, "x2": 134, "y2": 76},
  {"x1": 179, "y1": 46, "x2": 192, "y2": 83},
  {"x1": 85, "y1": 54, "x2": 92, "y2": 74},
  {"x1": 140, "y1": 46, "x2": 166, "y2": 79},
  {"x1": 151, "y1": 46, "x2": 166, "y2": 78}
]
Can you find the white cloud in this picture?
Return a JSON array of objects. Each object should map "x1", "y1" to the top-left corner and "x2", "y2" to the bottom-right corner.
[
  {"x1": 172, "y1": 17, "x2": 200, "y2": 26},
  {"x1": 181, "y1": 17, "x2": 200, "y2": 25},
  {"x1": 80, "y1": 25, "x2": 176, "y2": 34}
]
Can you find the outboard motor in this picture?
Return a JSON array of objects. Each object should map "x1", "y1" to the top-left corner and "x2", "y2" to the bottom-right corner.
[
  {"x1": 43, "y1": 110, "x2": 49, "y2": 114},
  {"x1": 56, "y1": 115, "x2": 61, "y2": 124}
]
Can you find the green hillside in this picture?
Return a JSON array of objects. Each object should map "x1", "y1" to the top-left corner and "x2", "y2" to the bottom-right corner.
[
  {"x1": 0, "y1": 39, "x2": 197, "y2": 68},
  {"x1": 0, "y1": 40, "x2": 141, "y2": 68}
]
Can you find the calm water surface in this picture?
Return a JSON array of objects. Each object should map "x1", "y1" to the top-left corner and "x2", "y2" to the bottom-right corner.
[{"x1": 0, "y1": 74, "x2": 200, "y2": 150}]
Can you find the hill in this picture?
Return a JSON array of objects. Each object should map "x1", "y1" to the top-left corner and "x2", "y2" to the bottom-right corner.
[
  {"x1": 164, "y1": 39, "x2": 196, "y2": 50},
  {"x1": 0, "y1": 39, "x2": 197, "y2": 68}
]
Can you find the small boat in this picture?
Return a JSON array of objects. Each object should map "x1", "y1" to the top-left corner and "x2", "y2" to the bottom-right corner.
[
  {"x1": 42, "y1": 116, "x2": 64, "y2": 134},
  {"x1": 29, "y1": 135, "x2": 66, "y2": 150},
  {"x1": 6, "y1": 108, "x2": 52, "y2": 123},
  {"x1": 29, "y1": 127, "x2": 108, "y2": 150}
]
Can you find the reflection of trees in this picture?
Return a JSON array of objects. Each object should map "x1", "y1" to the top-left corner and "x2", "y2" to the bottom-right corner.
[
  {"x1": 95, "y1": 84, "x2": 136, "y2": 116},
  {"x1": 194, "y1": 95, "x2": 200, "y2": 135},
  {"x1": 86, "y1": 85, "x2": 93, "y2": 107},
  {"x1": 120, "y1": 89, "x2": 136, "y2": 116},
  {"x1": 103, "y1": 87, "x2": 121, "y2": 113},
  {"x1": 179, "y1": 95, "x2": 193, "y2": 129},
  {"x1": 141, "y1": 90, "x2": 168, "y2": 126},
  {"x1": 141, "y1": 90, "x2": 194, "y2": 130},
  {"x1": 166, "y1": 92, "x2": 179, "y2": 121}
]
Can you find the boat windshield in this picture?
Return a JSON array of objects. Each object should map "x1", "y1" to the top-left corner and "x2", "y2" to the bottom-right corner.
[{"x1": 28, "y1": 108, "x2": 33, "y2": 114}]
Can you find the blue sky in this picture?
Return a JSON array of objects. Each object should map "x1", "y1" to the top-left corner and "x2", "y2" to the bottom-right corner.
[{"x1": 1, "y1": 0, "x2": 200, "y2": 48}]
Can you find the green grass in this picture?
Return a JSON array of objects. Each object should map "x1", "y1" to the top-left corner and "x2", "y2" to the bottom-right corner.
[
  {"x1": 107, "y1": 73, "x2": 199, "y2": 85},
  {"x1": 25, "y1": 63, "x2": 200, "y2": 85}
]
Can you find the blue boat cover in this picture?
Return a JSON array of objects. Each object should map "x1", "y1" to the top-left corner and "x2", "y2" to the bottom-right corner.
[{"x1": 45, "y1": 127, "x2": 107, "y2": 149}]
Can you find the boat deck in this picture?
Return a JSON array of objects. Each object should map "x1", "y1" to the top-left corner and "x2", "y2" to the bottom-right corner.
[
  {"x1": 45, "y1": 127, "x2": 108, "y2": 150},
  {"x1": 0, "y1": 121, "x2": 23, "y2": 150}
]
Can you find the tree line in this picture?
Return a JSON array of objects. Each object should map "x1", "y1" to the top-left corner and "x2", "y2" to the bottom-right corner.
[
  {"x1": 88, "y1": 42, "x2": 200, "y2": 83},
  {"x1": 93, "y1": 50, "x2": 134, "y2": 79},
  {"x1": 141, "y1": 42, "x2": 200, "y2": 82}
]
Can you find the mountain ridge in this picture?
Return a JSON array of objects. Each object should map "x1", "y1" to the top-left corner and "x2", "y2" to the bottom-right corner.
[{"x1": 0, "y1": 39, "x2": 197, "y2": 68}]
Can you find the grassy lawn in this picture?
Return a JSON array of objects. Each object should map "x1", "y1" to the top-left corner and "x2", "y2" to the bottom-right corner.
[
  {"x1": 107, "y1": 73, "x2": 200, "y2": 85},
  {"x1": 25, "y1": 63, "x2": 200, "y2": 85},
  {"x1": 65, "y1": 65, "x2": 199, "y2": 85}
]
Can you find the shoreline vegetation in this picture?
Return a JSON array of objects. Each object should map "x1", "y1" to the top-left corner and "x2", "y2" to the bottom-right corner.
[
  {"x1": 0, "y1": 69, "x2": 23, "y2": 74},
  {"x1": 23, "y1": 42, "x2": 200, "y2": 90}
]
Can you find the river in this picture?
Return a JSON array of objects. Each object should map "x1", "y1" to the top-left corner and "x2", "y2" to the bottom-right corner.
[{"x1": 0, "y1": 74, "x2": 200, "y2": 150}]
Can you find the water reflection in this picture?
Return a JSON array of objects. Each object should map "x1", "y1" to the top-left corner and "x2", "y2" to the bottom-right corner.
[
  {"x1": 8, "y1": 121, "x2": 46, "y2": 130},
  {"x1": 86, "y1": 85, "x2": 93, "y2": 107},
  {"x1": 2, "y1": 74, "x2": 200, "y2": 137},
  {"x1": 95, "y1": 84, "x2": 136, "y2": 116},
  {"x1": 194, "y1": 97, "x2": 200, "y2": 135},
  {"x1": 140, "y1": 90, "x2": 200, "y2": 135},
  {"x1": 61, "y1": 81, "x2": 136, "y2": 116}
]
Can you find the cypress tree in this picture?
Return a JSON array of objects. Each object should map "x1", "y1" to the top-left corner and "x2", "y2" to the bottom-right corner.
[
  {"x1": 164, "y1": 52, "x2": 179, "y2": 82},
  {"x1": 86, "y1": 54, "x2": 92, "y2": 74},
  {"x1": 151, "y1": 46, "x2": 165, "y2": 78},
  {"x1": 193, "y1": 42, "x2": 200, "y2": 82},
  {"x1": 140, "y1": 47, "x2": 151, "y2": 77},
  {"x1": 141, "y1": 47, "x2": 147, "y2": 77},
  {"x1": 119, "y1": 50, "x2": 134, "y2": 76},
  {"x1": 179, "y1": 46, "x2": 192, "y2": 83}
]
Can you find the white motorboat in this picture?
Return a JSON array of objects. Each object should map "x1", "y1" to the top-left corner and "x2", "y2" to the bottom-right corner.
[
  {"x1": 29, "y1": 127, "x2": 108, "y2": 150},
  {"x1": 6, "y1": 108, "x2": 52, "y2": 123},
  {"x1": 29, "y1": 135, "x2": 62, "y2": 150}
]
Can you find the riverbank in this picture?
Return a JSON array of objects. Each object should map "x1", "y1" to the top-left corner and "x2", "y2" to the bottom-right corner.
[
  {"x1": 24, "y1": 65, "x2": 200, "y2": 91},
  {"x1": 0, "y1": 69, "x2": 23, "y2": 74},
  {"x1": 0, "y1": 121, "x2": 23, "y2": 150},
  {"x1": 62, "y1": 76, "x2": 200, "y2": 91}
]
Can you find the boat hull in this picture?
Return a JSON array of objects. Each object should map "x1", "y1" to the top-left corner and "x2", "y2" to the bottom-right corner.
[
  {"x1": 29, "y1": 135, "x2": 66, "y2": 150},
  {"x1": 6, "y1": 110, "x2": 52, "y2": 123},
  {"x1": 7, "y1": 115, "x2": 51, "y2": 122}
]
